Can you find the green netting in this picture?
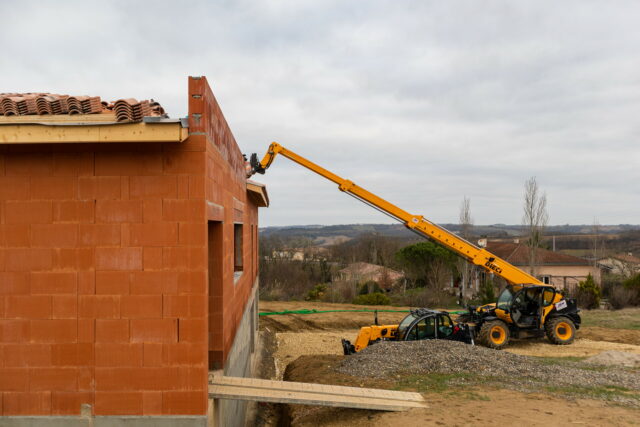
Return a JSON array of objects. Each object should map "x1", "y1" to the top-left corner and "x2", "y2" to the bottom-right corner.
[{"x1": 259, "y1": 308, "x2": 466, "y2": 316}]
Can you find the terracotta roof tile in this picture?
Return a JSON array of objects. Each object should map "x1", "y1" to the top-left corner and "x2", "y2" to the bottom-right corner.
[
  {"x1": 486, "y1": 242, "x2": 591, "y2": 266},
  {"x1": 0, "y1": 92, "x2": 167, "y2": 123}
]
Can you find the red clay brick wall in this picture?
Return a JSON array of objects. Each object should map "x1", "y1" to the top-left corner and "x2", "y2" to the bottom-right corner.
[
  {"x1": 0, "y1": 77, "x2": 261, "y2": 417},
  {"x1": 188, "y1": 77, "x2": 259, "y2": 368}
]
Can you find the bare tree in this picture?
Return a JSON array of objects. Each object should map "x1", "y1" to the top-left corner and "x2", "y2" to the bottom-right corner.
[
  {"x1": 591, "y1": 218, "x2": 603, "y2": 267},
  {"x1": 522, "y1": 177, "x2": 548, "y2": 276},
  {"x1": 458, "y1": 197, "x2": 474, "y2": 298}
]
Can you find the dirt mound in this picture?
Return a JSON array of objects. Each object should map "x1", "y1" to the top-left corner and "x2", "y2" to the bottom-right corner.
[
  {"x1": 578, "y1": 326, "x2": 640, "y2": 345},
  {"x1": 585, "y1": 351, "x2": 640, "y2": 368},
  {"x1": 337, "y1": 340, "x2": 640, "y2": 391}
]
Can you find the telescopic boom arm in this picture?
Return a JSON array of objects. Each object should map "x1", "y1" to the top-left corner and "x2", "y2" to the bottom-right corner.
[{"x1": 249, "y1": 142, "x2": 543, "y2": 286}]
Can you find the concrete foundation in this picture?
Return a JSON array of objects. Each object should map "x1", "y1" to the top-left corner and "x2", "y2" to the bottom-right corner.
[{"x1": 214, "y1": 280, "x2": 260, "y2": 427}]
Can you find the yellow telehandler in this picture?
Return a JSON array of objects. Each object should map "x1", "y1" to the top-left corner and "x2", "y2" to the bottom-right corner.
[{"x1": 248, "y1": 143, "x2": 580, "y2": 350}]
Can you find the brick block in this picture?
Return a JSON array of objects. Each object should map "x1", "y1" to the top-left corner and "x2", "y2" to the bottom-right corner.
[
  {"x1": 162, "y1": 391, "x2": 206, "y2": 415},
  {"x1": 5, "y1": 295, "x2": 51, "y2": 319},
  {"x1": 162, "y1": 247, "x2": 206, "y2": 270},
  {"x1": 5, "y1": 201, "x2": 52, "y2": 224},
  {"x1": 0, "y1": 176, "x2": 30, "y2": 199},
  {"x1": 3, "y1": 344, "x2": 51, "y2": 367},
  {"x1": 52, "y1": 391, "x2": 94, "y2": 415},
  {"x1": 130, "y1": 222, "x2": 178, "y2": 246},
  {"x1": 53, "y1": 248, "x2": 94, "y2": 270},
  {"x1": 95, "y1": 319, "x2": 128, "y2": 343},
  {"x1": 143, "y1": 198, "x2": 163, "y2": 223},
  {"x1": 52, "y1": 152, "x2": 94, "y2": 177},
  {"x1": 30, "y1": 368, "x2": 77, "y2": 391},
  {"x1": 177, "y1": 366, "x2": 207, "y2": 390},
  {"x1": 0, "y1": 320, "x2": 30, "y2": 342},
  {"x1": 0, "y1": 224, "x2": 30, "y2": 247},
  {"x1": 130, "y1": 271, "x2": 164, "y2": 294},
  {"x1": 130, "y1": 176, "x2": 177, "y2": 199},
  {"x1": 164, "y1": 343, "x2": 207, "y2": 366},
  {"x1": 31, "y1": 176, "x2": 77, "y2": 200},
  {"x1": 79, "y1": 223, "x2": 120, "y2": 246},
  {"x1": 0, "y1": 272, "x2": 30, "y2": 294},
  {"x1": 95, "y1": 152, "x2": 163, "y2": 176},
  {"x1": 78, "y1": 319, "x2": 95, "y2": 343},
  {"x1": 96, "y1": 271, "x2": 131, "y2": 295},
  {"x1": 5, "y1": 248, "x2": 53, "y2": 272},
  {"x1": 163, "y1": 295, "x2": 207, "y2": 318},
  {"x1": 94, "y1": 391, "x2": 143, "y2": 415},
  {"x1": 188, "y1": 176, "x2": 205, "y2": 199},
  {"x1": 178, "y1": 222, "x2": 206, "y2": 246},
  {"x1": 31, "y1": 319, "x2": 77, "y2": 343},
  {"x1": 95, "y1": 200, "x2": 143, "y2": 223},
  {"x1": 95, "y1": 343, "x2": 143, "y2": 367},
  {"x1": 95, "y1": 247, "x2": 142, "y2": 271},
  {"x1": 53, "y1": 200, "x2": 95, "y2": 223},
  {"x1": 52, "y1": 295, "x2": 78, "y2": 319},
  {"x1": 0, "y1": 368, "x2": 29, "y2": 391},
  {"x1": 31, "y1": 223, "x2": 78, "y2": 248},
  {"x1": 121, "y1": 295, "x2": 162, "y2": 319},
  {"x1": 78, "y1": 366, "x2": 94, "y2": 391},
  {"x1": 78, "y1": 271, "x2": 96, "y2": 294},
  {"x1": 178, "y1": 318, "x2": 207, "y2": 343},
  {"x1": 177, "y1": 176, "x2": 189, "y2": 198},
  {"x1": 143, "y1": 247, "x2": 163, "y2": 270},
  {"x1": 177, "y1": 271, "x2": 207, "y2": 294},
  {"x1": 31, "y1": 272, "x2": 77, "y2": 294},
  {"x1": 131, "y1": 319, "x2": 177, "y2": 343},
  {"x1": 95, "y1": 367, "x2": 178, "y2": 391},
  {"x1": 78, "y1": 176, "x2": 121, "y2": 199},
  {"x1": 163, "y1": 199, "x2": 204, "y2": 222},
  {"x1": 2, "y1": 391, "x2": 51, "y2": 415},
  {"x1": 79, "y1": 295, "x2": 120, "y2": 318},
  {"x1": 4, "y1": 153, "x2": 52, "y2": 176},
  {"x1": 142, "y1": 391, "x2": 162, "y2": 415},
  {"x1": 163, "y1": 151, "x2": 205, "y2": 175},
  {"x1": 143, "y1": 343, "x2": 163, "y2": 367},
  {"x1": 51, "y1": 343, "x2": 94, "y2": 366}
]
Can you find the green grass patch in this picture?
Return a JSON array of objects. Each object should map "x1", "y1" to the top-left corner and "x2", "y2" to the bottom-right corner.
[
  {"x1": 545, "y1": 384, "x2": 640, "y2": 402},
  {"x1": 393, "y1": 372, "x2": 495, "y2": 394},
  {"x1": 581, "y1": 308, "x2": 640, "y2": 330}
]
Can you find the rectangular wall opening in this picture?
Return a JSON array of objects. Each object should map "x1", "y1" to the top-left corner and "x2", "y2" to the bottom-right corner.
[
  {"x1": 234, "y1": 223, "x2": 243, "y2": 273},
  {"x1": 208, "y1": 220, "x2": 223, "y2": 370}
]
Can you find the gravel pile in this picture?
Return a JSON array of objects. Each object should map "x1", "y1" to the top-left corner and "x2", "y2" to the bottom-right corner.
[{"x1": 337, "y1": 340, "x2": 640, "y2": 391}]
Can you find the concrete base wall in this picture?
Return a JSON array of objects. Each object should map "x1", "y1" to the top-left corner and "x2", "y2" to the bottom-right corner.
[{"x1": 215, "y1": 279, "x2": 259, "y2": 427}]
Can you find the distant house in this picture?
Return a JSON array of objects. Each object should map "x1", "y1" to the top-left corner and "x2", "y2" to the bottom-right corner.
[
  {"x1": 485, "y1": 241, "x2": 603, "y2": 291},
  {"x1": 336, "y1": 262, "x2": 404, "y2": 290},
  {"x1": 598, "y1": 253, "x2": 640, "y2": 277}
]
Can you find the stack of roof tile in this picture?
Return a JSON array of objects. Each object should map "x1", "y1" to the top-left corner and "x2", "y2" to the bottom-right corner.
[{"x1": 0, "y1": 93, "x2": 167, "y2": 122}]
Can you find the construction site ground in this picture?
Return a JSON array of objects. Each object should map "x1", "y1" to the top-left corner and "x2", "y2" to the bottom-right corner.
[{"x1": 257, "y1": 302, "x2": 640, "y2": 426}]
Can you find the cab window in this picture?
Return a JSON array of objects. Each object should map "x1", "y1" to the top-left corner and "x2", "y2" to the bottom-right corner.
[
  {"x1": 542, "y1": 289, "x2": 555, "y2": 306},
  {"x1": 407, "y1": 317, "x2": 435, "y2": 340},
  {"x1": 437, "y1": 315, "x2": 454, "y2": 337}
]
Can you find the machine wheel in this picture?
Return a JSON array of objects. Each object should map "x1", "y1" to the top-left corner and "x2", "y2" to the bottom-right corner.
[
  {"x1": 478, "y1": 320, "x2": 510, "y2": 349},
  {"x1": 545, "y1": 317, "x2": 576, "y2": 345}
]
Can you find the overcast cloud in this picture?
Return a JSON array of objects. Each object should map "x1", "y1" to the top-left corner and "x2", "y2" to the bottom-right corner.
[{"x1": 2, "y1": 1, "x2": 639, "y2": 226}]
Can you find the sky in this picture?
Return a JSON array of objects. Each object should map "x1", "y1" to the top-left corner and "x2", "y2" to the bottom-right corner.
[{"x1": 2, "y1": 1, "x2": 639, "y2": 226}]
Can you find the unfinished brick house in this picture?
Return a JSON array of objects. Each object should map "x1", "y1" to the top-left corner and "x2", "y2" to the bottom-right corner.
[{"x1": 0, "y1": 77, "x2": 268, "y2": 426}]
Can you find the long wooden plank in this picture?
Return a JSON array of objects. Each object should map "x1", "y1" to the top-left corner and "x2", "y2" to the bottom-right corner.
[
  {"x1": 0, "y1": 122, "x2": 185, "y2": 144},
  {"x1": 211, "y1": 376, "x2": 424, "y2": 402},
  {"x1": 208, "y1": 384, "x2": 426, "y2": 411}
]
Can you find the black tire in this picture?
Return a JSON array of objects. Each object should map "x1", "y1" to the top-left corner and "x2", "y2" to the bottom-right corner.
[
  {"x1": 478, "y1": 320, "x2": 510, "y2": 349},
  {"x1": 545, "y1": 316, "x2": 576, "y2": 345}
]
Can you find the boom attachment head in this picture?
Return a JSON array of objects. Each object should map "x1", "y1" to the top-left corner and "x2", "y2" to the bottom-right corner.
[{"x1": 249, "y1": 153, "x2": 266, "y2": 176}]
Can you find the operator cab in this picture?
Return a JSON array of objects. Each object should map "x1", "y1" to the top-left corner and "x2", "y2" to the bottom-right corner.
[
  {"x1": 397, "y1": 309, "x2": 471, "y2": 343},
  {"x1": 495, "y1": 285, "x2": 557, "y2": 328}
]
